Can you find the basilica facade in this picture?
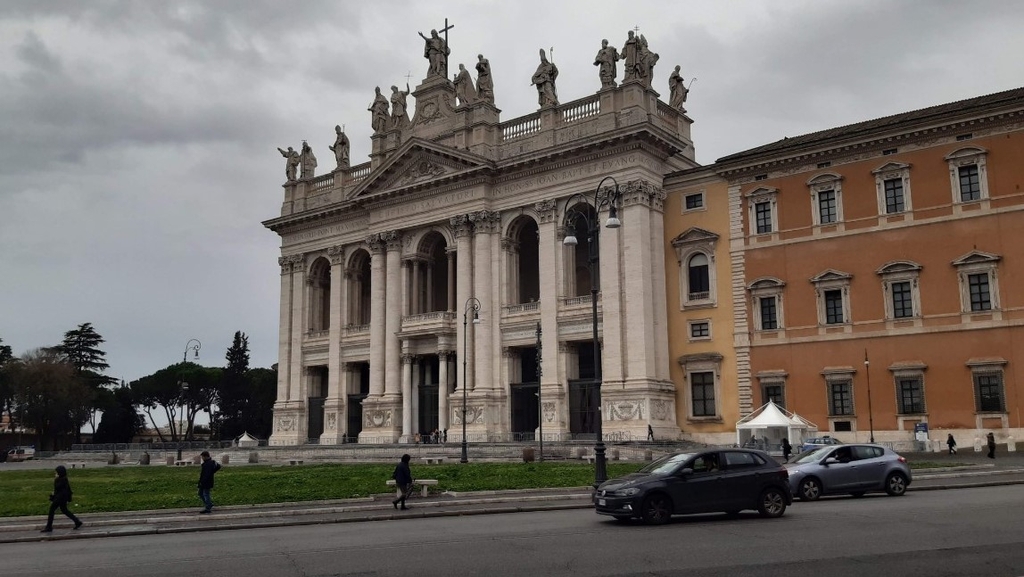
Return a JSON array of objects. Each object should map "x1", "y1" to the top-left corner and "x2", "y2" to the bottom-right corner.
[{"x1": 264, "y1": 36, "x2": 696, "y2": 445}]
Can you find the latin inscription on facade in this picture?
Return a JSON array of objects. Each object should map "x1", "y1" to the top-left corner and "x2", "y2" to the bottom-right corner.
[{"x1": 373, "y1": 189, "x2": 480, "y2": 223}]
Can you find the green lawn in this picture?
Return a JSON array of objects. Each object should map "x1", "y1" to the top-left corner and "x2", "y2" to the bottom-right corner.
[{"x1": 0, "y1": 461, "x2": 643, "y2": 517}]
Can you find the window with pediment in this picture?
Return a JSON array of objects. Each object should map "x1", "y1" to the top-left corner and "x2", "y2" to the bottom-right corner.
[
  {"x1": 872, "y1": 162, "x2": 912, "y2": 215},
  {"x1": 968, "y1": 358, "x2": 1007, "y2": 414},
  {"x1": 811, "y1": 270, "x2": 852, "y2": 326},
  {"x1": 671, "y1": 228, "x2": 719, "y2": 308},
  {"x1": 679, "y1": 353, "x2": 723, "y2": 421},
  {"x1": 952, "y1": 251, "x2": 1001, "y2": 313},
  {"x1": 745, "y1": 187, "x2": 779, "y2": 236},
  {"x1": 946, "y1": 147, "x2": 989, "y2": 204},
  {"x1": 748, "y1": 277, "x2": 785, "y2": 331},
  {"x1": 808, "y1": 173, "x2": 844, "y2": 227},
  {"x1": 877, "y1": 261, "x2": 922, "y2": 320}
]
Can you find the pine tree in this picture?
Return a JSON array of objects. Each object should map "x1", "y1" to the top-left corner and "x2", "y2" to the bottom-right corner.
[
  {"x1": 0, "y1": 337, "x2": 14, "y2": 430},
  {"x1": 56, "y1": 323, "x2": 116, "y2": 441},
  {"x1": 217, "y1": 332, "x2": 250, "y2": 439}
]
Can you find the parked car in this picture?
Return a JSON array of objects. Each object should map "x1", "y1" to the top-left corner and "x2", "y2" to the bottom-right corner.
[
  {"x1": 786, "y1": 444, "x2": 911, "y2": 501},
  {"x1": 594, "y1": 448, "x2": 792, "y2": 525},
  {"x1": 5, "y1": 446, "x2": 35, "y2": 462},
  {"x1": 799, "y1": 436, "x2": 842, "y2": 453}
]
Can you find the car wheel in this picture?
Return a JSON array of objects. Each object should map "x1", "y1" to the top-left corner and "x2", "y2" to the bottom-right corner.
[
  {"x1": 850, "y1": 492, "x2": 866, "y2": 498},
  {"x1": 885, "y1": 472, "x2": 908, "y2": 496},
  {"x1": 640, "y1": 494, "x2": 673, "y2": 525},
  {"x1": 799, "y1": 477, "x2": 822, "y2": 501},
  {"x1": 758, "y1": 487, "x2": 787, "y2": 518}
]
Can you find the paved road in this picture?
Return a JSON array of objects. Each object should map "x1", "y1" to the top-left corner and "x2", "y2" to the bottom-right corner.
[{"x1": 6, "y1": 485, "x2": 1024, "y2": 577}]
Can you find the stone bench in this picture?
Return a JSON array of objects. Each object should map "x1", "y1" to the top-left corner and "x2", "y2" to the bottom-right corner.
[
  {"x1": 386, "y1": 478, "x2": 439, "y2": 498},
  {"x1": 288, "y1": 459, "x2": 304, "y2": 466},
  {"x1": 582, "y1": 455, "x2": 596, "y2": 464},
  {"x1": 421, "y1": 456, "x2": 446, "y2": 464},
  {"x1": 174, "y1": 460, "x2": 193, "y2": 466},
  {"x1": 69, "y1": 462, "x2": 86, "y2": 469}
]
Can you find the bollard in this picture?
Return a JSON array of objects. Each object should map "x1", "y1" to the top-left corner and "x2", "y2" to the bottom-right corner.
[
  {"x1": 644, "y1": 450, "x2": 653, "y2": 461},
  {"x1": 166, "y1": 456, "x2": 175, "y2": 466},
  {"x1": 610, "y1": 448, "x2": 620, "y2": 461},
  {"x1": 522, "y1": 447, "x2": 535, "y2": 463},
  {"x1": 1008, "y1": 436, "x2": 1016, "y2": 452},
  {"x1": 248, "y1": 451, "x2": 259, "y2": 464},
  {"x1": 974, "y1": 436, "x2": 982, "y2": 452},
  {"x1": 219, "y1": 454, "x2": 230, "y2": 465},
  {"x1": 932, "y1": 440, "x2": 942, "y2": 453},
  {"x1": 140, "y1": 452, "x2": 150, "y2": 465}
]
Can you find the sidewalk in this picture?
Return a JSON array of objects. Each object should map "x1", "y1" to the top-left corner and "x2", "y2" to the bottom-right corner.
[{"x1": 5, "y1": 458, "x2": 1024, "y2": 544}]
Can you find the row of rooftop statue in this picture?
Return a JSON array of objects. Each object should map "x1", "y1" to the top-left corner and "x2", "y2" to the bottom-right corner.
[{"x1": 277, "y1": 30, "x2": 690, "y2": 183}]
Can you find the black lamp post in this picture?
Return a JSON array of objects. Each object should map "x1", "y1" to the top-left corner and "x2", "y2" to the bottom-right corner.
[
  {"x1": 461, "y1": 297, "x2": 481, "y2": 463},
  {"x1": 562, "y1": 176, "x2": 623, "y2": 487},
  {"x1": 536, "y1": 321, "x2": 543, "y2": 462},
  {"x1": 864, "y1": 349, "x2": 875, "y2": 443},
  {"x1": 178, "y1": 339, "x2": 201, "y2": 459}
]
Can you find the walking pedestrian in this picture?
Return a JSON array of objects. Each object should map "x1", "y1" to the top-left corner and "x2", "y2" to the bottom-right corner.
[
  {"x1": 781, "y1": 438, "x2": 793, "y2": 463},
  {"x1": 197, "y1": 451, "x2": 222, "y2": 514},
  {"x1": 947, "y1": 433, "x2": 957, "y2": 455},
  {"x1": 391, "y1": 453, "x2": 413, "y2": 511},
  {"x1": 41, "y1": 465, "x2": 82, "y2": 532},
  {"x1": 987, "y1": 432, "x2": 996, "y2": 459},
  {"x1": 647, "y1": 424, "x2": 654, "y2": 441}
]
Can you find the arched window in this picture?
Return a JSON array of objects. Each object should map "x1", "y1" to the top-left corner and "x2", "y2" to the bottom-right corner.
[
  {"x1": 565, "y1": 204, "x2": 599, "y2": 297},
  {"x1": 507, "y1": 216, "x2": 540, "y2": 304},
  {"x1": 308, "y1": 257, "x2": 331, "y2": 332},
  {"x1": 347, "y1": 250, "x2": 372, "y2": 325},
  {"x1": 687, "y1": 254, "x2": 710, "y2": 299}
]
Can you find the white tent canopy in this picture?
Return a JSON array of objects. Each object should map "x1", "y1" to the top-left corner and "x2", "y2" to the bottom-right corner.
[
  {"x1": 236, "y1": 432, "x2": 260, "y2": 448},
  {"x1": 735, "y1": 401, "x2": 818, "y2": 450}
]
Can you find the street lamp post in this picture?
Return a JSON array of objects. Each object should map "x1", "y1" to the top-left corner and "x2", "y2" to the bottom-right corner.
[
  {"x1": 562, "y1": 176, "x2": 623, "y2": 487},
  {"x1": 864, "y1": 349, "x2": 875, "y2": 443},
  {"x1": 178, "y1": 339, "x2": 201, "y2": 460},
  {"x1": 461, "y1": 297, "x2": 481, "y2": 464},
  {"x1": 536, "y1": 321, "x2": 543, "y2": 462}
]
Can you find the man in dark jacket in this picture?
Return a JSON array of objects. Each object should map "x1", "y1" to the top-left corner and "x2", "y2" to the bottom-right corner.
[
  {"x1": 392, "y1": 453, "x2": 413, "y2": 510},
  {"x1": 41, "y1": 465, "x2": 82, "y2": 532},
  {"x1": 198, "y1": 451, "x2": 222, "y2": 514}
]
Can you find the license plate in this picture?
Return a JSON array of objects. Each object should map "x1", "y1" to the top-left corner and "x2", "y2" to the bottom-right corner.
[{"x1": 597, "y1": 498, "x2": 606, "y2": 506}]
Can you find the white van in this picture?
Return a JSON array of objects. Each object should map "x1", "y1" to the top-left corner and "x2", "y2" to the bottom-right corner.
[{"x1": 6, "y1": 447, "x2": 35, "y2": 462}]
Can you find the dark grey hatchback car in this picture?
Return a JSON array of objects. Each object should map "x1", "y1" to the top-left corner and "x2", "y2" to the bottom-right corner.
[{"x1": 594, "y1": 449, "x2": 792, "y2": 524}]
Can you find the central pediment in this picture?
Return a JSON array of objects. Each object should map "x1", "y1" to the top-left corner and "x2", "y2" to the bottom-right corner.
[{"x1": 348, "y1": 138, "x2": 494, "y2": 201}]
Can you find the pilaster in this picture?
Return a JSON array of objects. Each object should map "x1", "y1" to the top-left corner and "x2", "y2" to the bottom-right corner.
[
  {"x1": 438, "y1": 351, "x2": 451, "y2": 432},
  {"x1": 401, "y1": 354, "x2": 413, "y2": 440},
  {"x1": 451, "y1": 214, "x2": 474, "y2": 392},
  {"x1": 383, "y1": 230, "x2": 403, "y2": 397},
  {"x1": 321, "y1": 245, "x2": 346, "y2": 445},
  {"x1": 367, "y1": 235, "x2": 386, "y2": 397}
]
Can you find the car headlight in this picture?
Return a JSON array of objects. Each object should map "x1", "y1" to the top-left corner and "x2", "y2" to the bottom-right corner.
[{"x1": 613, "y1": 487, "x2": 641, "y2": 497}]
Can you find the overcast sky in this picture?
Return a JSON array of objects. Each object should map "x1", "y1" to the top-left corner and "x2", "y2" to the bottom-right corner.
[{"x1": 2, "y1": 0, "x2": 1023, "y2": 384}]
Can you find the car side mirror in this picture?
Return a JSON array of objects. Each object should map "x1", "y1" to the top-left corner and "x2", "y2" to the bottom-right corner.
[
  {"x1": 823, "y1": 457, "x2": 838, "y2": 466},
  {"x1": 678, "y1": 467, "x2": 694, "y2": 477}
]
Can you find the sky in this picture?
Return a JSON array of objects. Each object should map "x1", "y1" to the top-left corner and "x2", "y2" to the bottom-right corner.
[{"x1": 2, "y1": 0, "x2": 1023, "y2": 385}]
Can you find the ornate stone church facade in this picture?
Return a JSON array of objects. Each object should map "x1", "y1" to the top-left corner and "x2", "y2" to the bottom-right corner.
[{"x1": 264, "y1": 34, "x2": 696, "y2": 445}]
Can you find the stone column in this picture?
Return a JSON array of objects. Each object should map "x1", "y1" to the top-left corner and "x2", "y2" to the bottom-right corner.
[
  {"x1": 402, "y1": 260, "x2": 412, "y2": 316},
  {"x1": 446, "y1": 249, "x2": 456, "y2": 311},
  {"x1": 411, "y1": 357, "x2": 421, "y2": 436},
  {"x1": 426, "y1": 263, "x2": 434, "y2": 312},
  {"x1": 384, "y1": 230, "x2": 403, "y2": 397},
  {"x1": 289, "y1": 256, "x2": 306, "y2": 403},
  {"x1": 367, "y1": 236, "x2": 387, "y2": 397},
  {"x1": 438, "y1": 351, "x2": 450, "y2": 431},
  {"x1": 471, "y1": 210, "x2": 499, "y2": 391},
  {"x1": 276, "y1": 256, "x2": 295, "y2": 403},
  {"x1": 451, "y1": 215, "x2": 474, "y2": 392},
  {"x1": 534, "y1": 200, "x2": 565, "y2": 433},
  {"x1": 322, "y1": 246, "x2": 346, "y2": 444},
  {"x1": 401, "y1": 354, "x2": 413, "y2": 439}
]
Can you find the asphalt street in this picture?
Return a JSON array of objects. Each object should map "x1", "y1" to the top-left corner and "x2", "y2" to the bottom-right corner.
[{"x1": 5, "y1": 484, "x2": 1024, "y2": 577}]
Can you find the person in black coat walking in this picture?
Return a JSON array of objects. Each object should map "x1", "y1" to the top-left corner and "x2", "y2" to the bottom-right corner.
[
  {"x1": 197, "y1": 451, "x2": 222, "y2": 513},
  {"x1": 947, "y1": 433, "x2": 957, "y2": 455},
  {"x1": 392, "y1": 453, "x2": 413, "y2": 510},
  {"x1": 781, "y1": 438, "x2": 793, "y2": 463},
  {"x1": 41, "y1": 465, "x2": 82, "y2": 532},
  {"x1": 987, "y1": 432, "x2": 997, "y2": 459}
]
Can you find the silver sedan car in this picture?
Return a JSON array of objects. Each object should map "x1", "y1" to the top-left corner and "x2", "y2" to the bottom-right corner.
[{"x1": 786, "y1": 444, "x2": 912, "y2": 501}]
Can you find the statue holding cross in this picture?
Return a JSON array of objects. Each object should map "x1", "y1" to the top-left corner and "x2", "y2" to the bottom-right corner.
[{"x1": 418, "y1": 20, "x2": 453, "y2": 79}]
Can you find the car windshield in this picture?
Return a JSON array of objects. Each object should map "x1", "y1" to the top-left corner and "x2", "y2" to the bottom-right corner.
[
  {"x1": 792, "y1": 446, "x2": 831, "y2": 464},
  {"x1": 639, "y1": 452, "x2": 694, "y2": 474}
]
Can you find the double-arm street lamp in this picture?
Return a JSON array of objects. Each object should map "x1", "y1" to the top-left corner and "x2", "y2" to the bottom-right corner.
[
  {"x1": 461, "y1": 297, "x2": 481, "y2": 464},
  {"x1": 864, "y1": 349, "x2": 875, "y2": 443},
  {"x1": 178, "y1": 339, "x2": 201, "y2": 459},
  {"x1": 562, "y1": 176, "x2": 623, "y2": 486}
]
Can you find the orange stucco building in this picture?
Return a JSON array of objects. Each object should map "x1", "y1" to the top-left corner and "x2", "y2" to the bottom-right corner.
[{"x1": 666, "y1": 87, "x2": 1024, "y2": 448}]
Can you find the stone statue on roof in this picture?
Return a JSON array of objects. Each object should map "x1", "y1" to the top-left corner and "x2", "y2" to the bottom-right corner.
[
  {"x1": 531, "y1": 48, "x2": 558, "y2": 108},
  {"x1": 454, "y1": 63, "x2": 477, "y2": 106},
  {"x1": 475, "y1": 54, "x2": 494, "y2": 104},
  {"x1": 329, "y1": 125, "x2": 350, "y2": 169},
  {"x1": 390, "y1": 83, "x2": 411, "y2": 130},
  {"x1": 594, "y1": 39, "x2": 619, "y2": 89},
  {"x1": 277, "y1": 146, "x2": 299, "y2": 182},
  {"x1": 418, "y1": 29, "x2": 450, "y2": 78},
  {"x1": 368, "y1": 86, "x2": 389, "y2": 133},
  {"x1": 621, "y1": 30, "x2": 640, "y2": 83},
  {"x1": 299, "y1": 141, "x2": 317, "y2": 180},
  {"x1": 668, "y1": 65, "x2": 688, "y2": 111}
]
